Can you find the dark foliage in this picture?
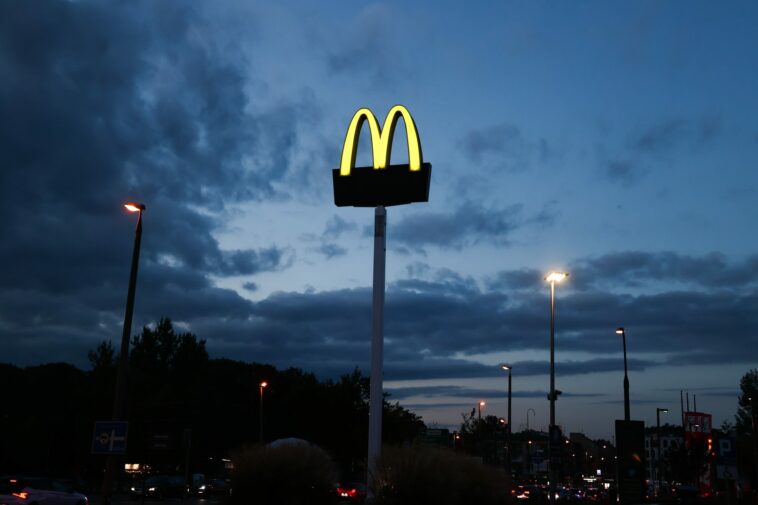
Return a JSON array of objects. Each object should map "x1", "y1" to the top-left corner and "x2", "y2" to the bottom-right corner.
[
  {"x1": 230, "y1": 443, "x2": 337, "y2": 505},
  {"x1": 0, "y1": 318, "x2": 425, "y2": 489},
  {"x1": 372, "y1": 445, "x2": 511, "y2": 505}
]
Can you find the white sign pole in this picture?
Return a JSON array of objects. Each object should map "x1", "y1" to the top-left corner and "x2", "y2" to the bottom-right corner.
[{"x1": 367, "y1": 205, "x2": 386, "y2": 497}]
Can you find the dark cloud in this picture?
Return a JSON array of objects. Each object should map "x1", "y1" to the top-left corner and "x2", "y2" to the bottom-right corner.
[
  {"x1": 632, "y1": 119, "x2": 688, "y2": 153},
  {"x1": 184, "y1": 253, "x2": 758, "y2": 381},
  {"x1": 386, "y1": 385, "x2": 606, "y2": 401},
  {"x1": 323, "y1": 4, "x2": 399, "y2": 84},
  {"x1": 631, "y1": 116, "x2": 721, "y2": 154},
  {"x1": 324, "y1": 215, "x2": 358, "y2": 240},
  {"x1": 486, "y1": 268, "x2": 543, "y2": 291},
  {"x1": 317, "y1": 243, "x2": 348, "y2": 259},
  {"x1": 604, "y1": 160, "x2": 646, "y2": 186},
  {"x1": 390, "y1": 201, "x2": 523, "y2": 250},
  {"x1": 601, "y1": 116, "x2": 722, "y2": 185},
  {"x1": 569, "y1": 251, "x2": 758, "y2": 291},
  {"x1": 212, "y1": 246, "x2": 292, "y2": 277},
  {"x1": 0, "y1": 1, "x2": 311, "y2": 365},
  {"x1": 458, "y1": 123, "x2": 551, "y2": 171}
]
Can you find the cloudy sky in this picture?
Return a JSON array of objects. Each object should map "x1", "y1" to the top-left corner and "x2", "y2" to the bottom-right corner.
[{"x1": 2, "y1": 0, "x2": 757, "y2": 439}]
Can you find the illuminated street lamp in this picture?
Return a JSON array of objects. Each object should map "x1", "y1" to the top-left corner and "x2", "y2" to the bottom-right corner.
[
  {"x1": 545, "y1": 271, "x2": 568, "y2": 505},
  {"x1": 501, "y1": 364, "x2": 513, "y2": 472},
  {"x1": 102, "y1": 202, "x2": 146, "y2": 505},
  {"x1": 616, "y1": 327, "x2": 631, "y2": 421},
  {"x1": 259, "y1": 381, "x2": 268, "y2": 443},
  {"x1": 478, "y1": 401, "x2": 486, "y2": 420},
  {"x1": 656, "y1": 407, "x2": 669, "y2": 493}
]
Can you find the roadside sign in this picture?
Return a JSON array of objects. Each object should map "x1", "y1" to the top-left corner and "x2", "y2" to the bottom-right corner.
[{"x1": 92, "y1": 421, "x2": 128, "y2": 454}]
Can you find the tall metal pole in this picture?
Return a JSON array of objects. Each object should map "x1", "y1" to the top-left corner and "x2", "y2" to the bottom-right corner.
[
  {"x1": 681, "y1": 391, "x2": 685, "y2": 427},
  {"x1": 656, "y1": 409, "x2": 663, "y2": 495},
  {"x1": 751, "y1": 396, "x2": 758, "y2": 490},
  {"x1": 102, "y1": 206, "x2": 144, "y2": 505},
  {"x1": 549, "y1": 280, "x2": 556, "y2": 505},
  {"x1": 259, "y1": 384, "x2": 265, "y2": 443},
  {"x1": 367, "y1": 206, "x2": 386, "y2": 496},
  {"x1": 622, "y1": 329, "x2": 630, "y2": 421},
  {"x1": 508, "y1": 368, "x2": 512, "y2": 473}
]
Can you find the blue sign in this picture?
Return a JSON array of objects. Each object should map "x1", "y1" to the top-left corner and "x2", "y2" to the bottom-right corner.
[
  {"x1": 716, "y1": 435, "x2": 737, "y2": 465},
  {"x1": 92, "y1": 421, "x2": 128, "y2": 454}
]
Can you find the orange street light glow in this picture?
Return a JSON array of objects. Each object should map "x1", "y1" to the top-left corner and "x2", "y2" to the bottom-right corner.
[
  {"x1": 124, "y1": 202, "x2": 145, "y2": 212},
  {"x1": 479, "y1": 401, "x2": 486, "y2": 406},
  {"x1": 260, "y1": 381, "x2": 268, "y2": 388},
  {"x1": 545, "y1": 272, "x2": 568, "y2": 283}
]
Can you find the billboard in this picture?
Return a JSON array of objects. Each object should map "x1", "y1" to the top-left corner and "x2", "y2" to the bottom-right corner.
[{"x1": 684, "y1": 412, "x2": 714, "y2": 496}]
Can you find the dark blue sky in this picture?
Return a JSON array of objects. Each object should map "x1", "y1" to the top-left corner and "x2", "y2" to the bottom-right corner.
[{"x1": 1, "y1": 0, "x2": 757, "y2": 438}]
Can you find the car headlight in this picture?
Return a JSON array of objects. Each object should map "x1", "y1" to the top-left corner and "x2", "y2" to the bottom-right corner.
[
  {"x1": 148, "y1": 487, "x2": 156, "y2": 492},
  {"x1": 199, "y1": 485, "x2": 206, "y2": 490}
]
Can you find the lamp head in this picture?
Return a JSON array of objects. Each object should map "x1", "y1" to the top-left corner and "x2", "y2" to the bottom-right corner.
[
  {"x1": 501, "y1": 364, "x2": 511, "y2": 371},
  {"x1": 124, "y1": 202, "x2": 146, "y2": 212},
  {"x1": 260, "y1": 381, "x2": 268, "y2": 388},
  {"x1": 479, "y1": 401, "x2": 486, "y2": 407},
  {"x1": 615, "y1": 327, "x2": 625, "y2": 335},
  {"x1": 545, "y1": 272, "x2": 568, "y2": 283}
]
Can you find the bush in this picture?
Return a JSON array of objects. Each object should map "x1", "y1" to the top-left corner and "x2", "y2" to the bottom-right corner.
[
  {"x1": 229, "y1": 441, "x2": 337, "y2": 505},
  {"x1": 372, "y1": 445, "x2": 511, "y2": 505}
]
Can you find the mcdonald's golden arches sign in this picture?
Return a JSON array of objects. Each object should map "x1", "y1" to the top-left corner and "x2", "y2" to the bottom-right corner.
[{"x1": 332, "y1": 105, "x2": 432, "y2": 207}]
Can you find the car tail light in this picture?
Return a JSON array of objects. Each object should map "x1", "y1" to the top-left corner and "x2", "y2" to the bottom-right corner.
[
  {"x1": 337, "y1": 487, "x2": 357, "y2": 496},
  {"x1": 13, "y1": 491, "x2": 29, "y2": 499}
]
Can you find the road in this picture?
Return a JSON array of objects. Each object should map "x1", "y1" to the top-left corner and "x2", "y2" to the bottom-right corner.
[{"x1": 88, "y1": 496, "x2": 221, "y2": 505}]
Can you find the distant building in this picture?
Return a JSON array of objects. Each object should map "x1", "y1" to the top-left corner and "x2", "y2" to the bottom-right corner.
[{"x1": 643, "y1": 424, "x2": 684, "y2": 482}]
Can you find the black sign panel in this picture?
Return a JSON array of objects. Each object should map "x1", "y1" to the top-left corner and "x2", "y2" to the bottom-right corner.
[
  {"x1": 616, "y1": 420, "x2": 646, "y2": 505},
  {"x1": 332, "y1": 163, "x2": 432, "y2": 207}
]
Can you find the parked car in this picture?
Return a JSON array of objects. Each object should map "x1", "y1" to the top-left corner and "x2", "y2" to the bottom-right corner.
[
  {"x1": 196, "y1": 478, "x2": 231, "y2": 498},
  {"x1": 0, "y1": 476, "x2": 88, "y2": 505},
  {"x1": 129, "y1": 475, "x2": 188, "y2": 500},
  {"x1": 335, "y1": 482, "x2": 366, "y2": 503}
]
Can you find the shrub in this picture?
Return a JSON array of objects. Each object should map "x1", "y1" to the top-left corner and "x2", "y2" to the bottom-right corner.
[
  {"x1": 229, "y1": 441, "x2": 337, "y2": 505},
  {"x1": 372, "y1": 445, "x2": 511, "y2": 505}
]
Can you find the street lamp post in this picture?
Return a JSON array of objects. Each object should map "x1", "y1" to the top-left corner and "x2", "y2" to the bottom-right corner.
[
  {"x1": 502, "y1": 365, "x2": 512, "y2": 473},
  {"x1": 102, "y1": 202, "x2": 145, "y2": 505},
  {"x1": 259, "y1": 381, "x2": 268, "y2": 443},
  {"x1": 526, "y1": 408, "x2": 535, "y2": 480},
  {"x1": 478, "y1": 401, "x2": 486, "y2": 420},
  {"x1": 546, "y1": 271, "x2": 568, "y2": 505},
  {"x1": 656, "y1": 407, "x2": 669, "y2": 495},
  {"x1": 527, "y1": 408, "x2": 535, "y2": 432},
  {"x1": 616, "y1": 327, "x2": 631, "y2": 421}
]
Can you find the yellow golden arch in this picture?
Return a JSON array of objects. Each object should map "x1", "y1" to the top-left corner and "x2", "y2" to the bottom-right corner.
[{"x1": 339, "y1": 105, "x2": 424, "y2": 176}]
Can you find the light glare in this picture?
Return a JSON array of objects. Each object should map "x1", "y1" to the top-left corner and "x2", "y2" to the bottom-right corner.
[
  {"x1": 545, "y1": 272, "x2": 568, "y2": 283},
  {"x1": 124, "y1": 202, "x2": 145, "y2": 212}
]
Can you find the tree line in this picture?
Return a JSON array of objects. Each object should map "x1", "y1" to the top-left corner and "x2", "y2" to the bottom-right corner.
[{"x1": 0, "y1": 318, "x2": 425, "y2": 486}]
